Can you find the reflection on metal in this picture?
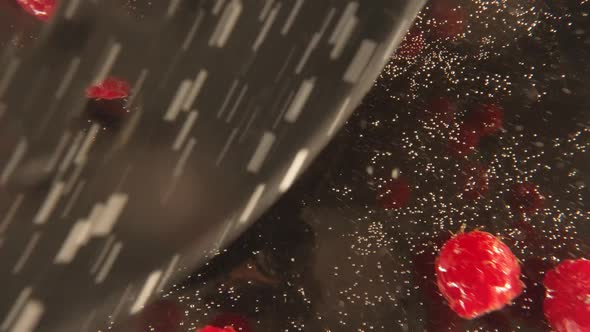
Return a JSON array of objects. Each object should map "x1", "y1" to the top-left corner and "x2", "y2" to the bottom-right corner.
[{"x1": 0, "y1": 0, "x2": 425, "y2": 330}]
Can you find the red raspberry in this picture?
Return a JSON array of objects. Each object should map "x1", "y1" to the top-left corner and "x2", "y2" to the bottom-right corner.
[
  {"x1": 507, "y1": 182, "x2": 545, "y2": 214},
  {"x1": 16, "y1": 0, "x2": 56, "y2": 21},
  {"x1": 543, "y1": 259, "x2": 590, "y2": 332},
  {"x1": 435, "y1": 231, "x2": 524, "y2": 319},
  {"x1": 377, "y1": 177, "x2": 411, "y2": 210},
  {"x1": 196, "y1": 326, "x2": 236, "y2": 332},
  {"x1": 465, "y1": 103, "x2": 504, "y2": 136},
  {"x1": 86, "y1": 77, "x2": 131, "y2": 100}
]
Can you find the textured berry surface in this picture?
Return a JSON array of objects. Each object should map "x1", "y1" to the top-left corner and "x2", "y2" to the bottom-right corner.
[
  {"x1": 16, "y1": 0, "x2": 56, "y2": 21},
  {"x1": 86, "y1": 77, "x2": 131, "y2": 100},
  {"x1": 544, "y1": 259, "x2": 590, "y2": 332},
  {"x1": 435, "y1": 231, "x2": 524, "y2": 319}
]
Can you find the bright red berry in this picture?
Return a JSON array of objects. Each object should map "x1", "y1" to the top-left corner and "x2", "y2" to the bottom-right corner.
[
  {"x1": 86, "y1": 77, "x2": 131, "y2": 100},
  {"x1": 377, "y1": 176, "x2": 411, "y2": 209},
  {"x1": 16, "y1": 0, "x2": 56, "y2": 21},
  {"x1": 196, "y1": 326, "x2": 236, "y2": 332},
  {"x1": 465, "y1": 103, "x2": 504, "y2": 136},
  {"x1": 507, "y1": 183, "x2": 545, "y2": 214},
  {"x1": 435, "y1": 230, "x2": 524, "y2": 319},
  {"x1": 544, "y1": 259, "x2": 590, "y2": 332}
]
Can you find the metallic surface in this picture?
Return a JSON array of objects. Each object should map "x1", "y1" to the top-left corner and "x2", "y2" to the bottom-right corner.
[{"x1": 0, "y1": 0, "x2": 425, "y2": 331}]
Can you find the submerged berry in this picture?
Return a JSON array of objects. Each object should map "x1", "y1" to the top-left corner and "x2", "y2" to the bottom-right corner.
[
  {"x1": 435, "y1": 230, "x2": 524, "y2": 319},
  {"x1": 449, "y1": 124, "x2": 481, "y2": 156},
  {"x1": 377, "y1": 176, "x2": 411, "y2": 209},
  {"x1": 507, "y1": 182, "x2": 545, "y2": 214},
  {"x1": 431, "y1": 0, "x2": 466, "y2": 39},
  {"x1": 397, "y1": 29, "x2": 426, "y2": 59},
  {"x1": 465, "y1": 103, "x2": 504, "y2": 136}
]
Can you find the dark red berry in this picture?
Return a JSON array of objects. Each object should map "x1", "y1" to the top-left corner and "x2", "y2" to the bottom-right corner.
[
  {"x1": 16, "y1": 0, "x2": 56, "y2": 21},
  {"x1": 435, "y1": 230, "x2": 524, "y2": 319},
  {"x1": 544, "y1": 259, "x2": 590, "y2": 332},
  {"x1": 424, "y1": 96, "x2": 457, "y2": 125},
  {"x1": 510, "y1": 219, "x2": 543, "y2": 248},
  {"x1": 431, "y1": 0, "x2": 466, "y2": 39},
  {"x1": 449, "y1": 124, "x2": 481, "y2": 156},
  {"x1": 465, "y1": 103, "x2": 504, "y2": 136},
  {"x1": 377, "y1": 177, "x2": 411, "y2": 209},
  {"x1": 507, "y1": 183, "x2": 545, "y2": 214},
  {"x1": 397, "y1": 29, "x2": 426, "y2": 59}
]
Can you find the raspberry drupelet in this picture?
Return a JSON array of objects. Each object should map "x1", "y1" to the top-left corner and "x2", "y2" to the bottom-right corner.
[{"x1": 435, "y1": 230, "x2": 524, "y2": 319}]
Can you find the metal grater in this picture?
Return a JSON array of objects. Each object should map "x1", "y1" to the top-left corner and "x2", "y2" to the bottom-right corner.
[{"x1": 0, "y1": 0, "x2": 425, "y2": 330}]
